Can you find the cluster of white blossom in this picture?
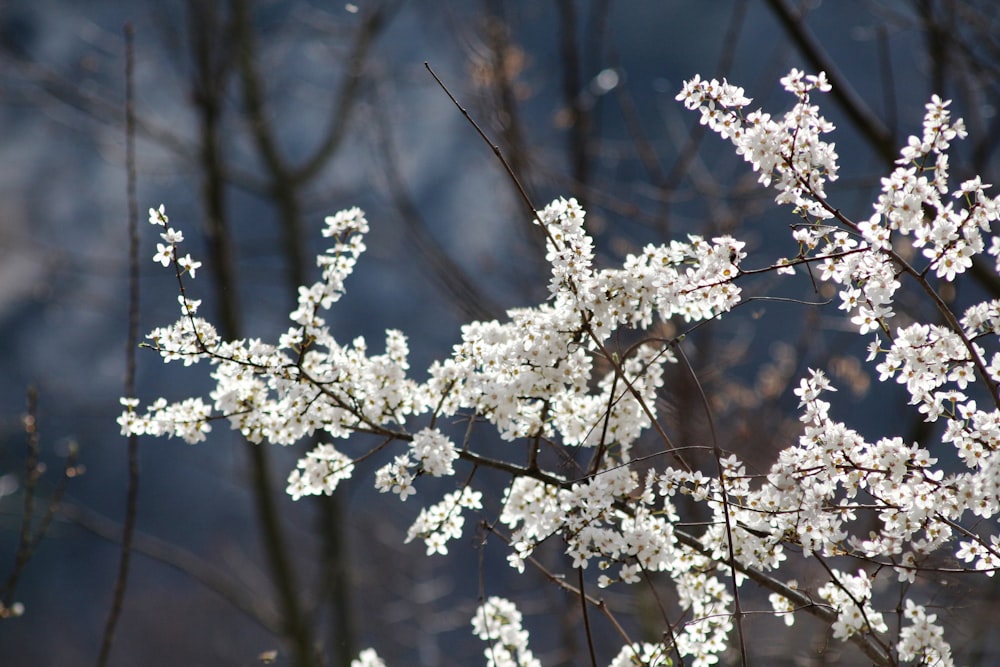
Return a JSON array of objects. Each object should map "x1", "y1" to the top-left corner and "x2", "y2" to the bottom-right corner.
[
  {"x1": 608, "y1": 642, "x2": 672, "y2": 667},
  {"x1": 119, "y1": 69, "x2": 1000, "y2": 665},
  {"x1": 674, "y1": 70, "x2": 1000, "y2": 666},
  {"x1": 897, "y1": 600, "x2": 954, "y2": 666},
  {"x1": 817, "y1": 569, "x2": 887, "y2": 641},
  {"x1": 352, "y1": 598, "x2": 543, "y2": 667},
  {"x1": 498, "y1": 466, "x2": 732, "y2": 665},
  {"x1": 286, "y1": 443, "x2": 354, "y2": 500},
  {"x1": 371, "y1": 427, "x2": 459, "y2": 503},
  {"x1": 676, "y1": 69, "x2": 838, "y2": 219},
  {"x1": 471, "y1": 597, "x2": 541, "y2": 667},
  {"x1": 350, "y1": 648, "x2": 386, "y2": 667},
  {"x1": 404, "y1": 486, "x2": 482, "y2": 556}
]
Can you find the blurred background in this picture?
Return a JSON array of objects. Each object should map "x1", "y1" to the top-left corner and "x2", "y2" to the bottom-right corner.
[{"x1": 1, "y1": 1, "x2": 999, "y2": 665}]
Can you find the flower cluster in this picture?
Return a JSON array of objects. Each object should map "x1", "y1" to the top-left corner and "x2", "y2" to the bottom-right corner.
[
  {"x1": 471, "y1": 597, "x2": 541, "y2": 667},
  {"x1": 350, "y1": 648, "x2": 386, "y2": 667},
  {"x1": 679, "y1": 70, "x2": 995, "y2": 664},
  {"x1": 285, "y1": 443, "x2": 354, "y2": 500},
  {"x1": 676, "y1": 68, "x2": 838, "y2": 219},
  {"x1": 123, "y1": 68, "x2": 1000, "y2": 666},
  {"x1": 404, "y1": 487, "x2": 482, "y2": 556},
  {"x1": 608, "y1": 643, "x2": 672, "y2": 667},
  {"x1": 372, "y1": 428, "x2": 459, "y2": 502},
  {"x1": 817, "y1": 569, "x2": 888, "y2": 641},
  {"x1": 149, "y1": 204, "x2": 203, "y2": 277},
  {"x1": 897, "y1": 601, "x2": 954, "y2": 666}
]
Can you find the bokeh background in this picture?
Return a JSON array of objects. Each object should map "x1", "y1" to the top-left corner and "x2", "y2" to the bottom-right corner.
[{"x1": 1, "y1": 1, "x2": 999, "y2": 665}]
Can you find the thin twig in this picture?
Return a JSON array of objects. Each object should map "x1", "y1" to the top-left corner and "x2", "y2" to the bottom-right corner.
[
  {"x1": 2, "y1": 390, "x2": 81, "y2": 612},
  {"x1": 1, "y1": 388, "x2": 39, "y2": 609},
  {"x1": 481, "y1": 521, "x2": 636, "y2": 648},
  {"x1": 578, "y1": 566, "x2": 598, "y2": 667},
  {"x1": 425, "y1": 62, "x2": 540, "y2": 221},
  {"x1": 673, "y1": 343, "x2": 748, "y2": 667},
  {"x1": 637, "y1": 563, "x2": 685, "y2": 667}
]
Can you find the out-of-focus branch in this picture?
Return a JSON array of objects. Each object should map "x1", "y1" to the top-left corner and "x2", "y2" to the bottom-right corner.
[
  {"x1": 186, "y1": 4, "x2": 316, "y2": 665},
  {"x1": 656, "y1": 0, "x2": 749, "y2": 236},
  {"x1": 765, "y1": 0, "x2": 897, "y2": 164},
  {"x1": 295, "y1": 4, "x2": 396, "y2": 185},
  {"x1": 230, "y1": 0, "x2": 394, "y2": 287},
  {"x1": 916, "y1": 0, "x2": 950, "y2": 101},
  {"x1": 4, "y1": 57, "x2": 193, "y2": 162},
  {"x1": 96, "y1": 24, "x2": 140, "y2": 667},
  {"x1": 188, "y1": 0, "x2": 242, "y2": 338},
  {"x1": 62, "y1": 502, "x2": 282, "y2": 634},
  {"x1": 1, "y1": 388, "x2": 80, "y2": 615},
  {"x1": 230, "y1": 5, "x2": 396, "y2": 663},
  {"x1": 371, "y1": 92, "x2": 504, "y2": 323},
  {"x1": 556, "y1": 0, "x2": 590, "y2": 207},
  {"x1": 477, "y1": 0, "x2": 548, "y2": 266}
]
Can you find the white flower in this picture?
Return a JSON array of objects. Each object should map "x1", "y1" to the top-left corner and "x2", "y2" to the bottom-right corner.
[
  {"x1": 177, "y1": 254, "x2": 202, "y2": 278},
  {"x1": 410, "y1": 427, "x2": 457, "y2": 477},
  {"x1": 350, "y1": 649, "x2": 386, "y2": 667},
  {"x1": 148, "y1": 204, "x2": 167, "y2": 226},
  {"x1": 471, "y1": 597, "x2": 540, "y2": 667},
  {"x1": 152, "y1": 243, "x2": 173, "y2": 267},
  {"x1": 127, "y1": 68, "x2": 1000, "y2": 665}
]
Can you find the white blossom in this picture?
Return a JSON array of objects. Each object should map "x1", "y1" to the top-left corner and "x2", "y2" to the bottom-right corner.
[{"x1": 124, "y1": 68, "x2": 1000, "y2": 666}]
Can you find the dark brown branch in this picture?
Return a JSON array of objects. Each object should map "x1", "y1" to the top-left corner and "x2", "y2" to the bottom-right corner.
[
  {"x1": 556, "y1": 0, "x2": 591, "y2": 207},
  {"x1": 96, "y1": 24, "x2": 140, "y2": 666},
  {"x1": 188, "y1": 5, "x2": 316, "y2": 664}
]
